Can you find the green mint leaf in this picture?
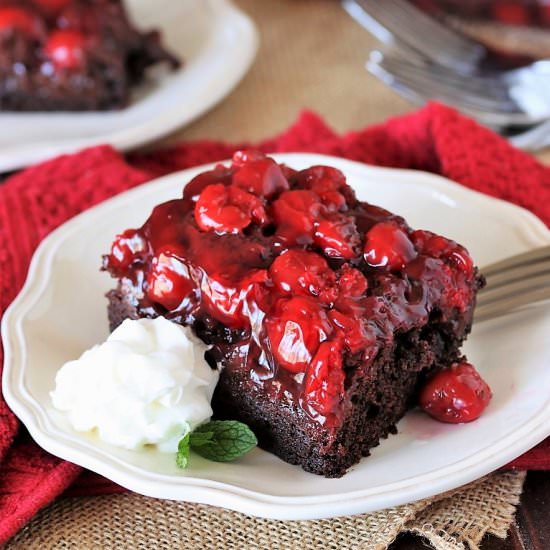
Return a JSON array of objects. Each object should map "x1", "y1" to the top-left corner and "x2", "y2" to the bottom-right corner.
[
  {"x1": 190, "y1": 420, "x2": 257, "y2": 462},
  {"x1": 176, "y1": 432, "x2": 190, "y2": 469},
  {"x1": 189, "y1": 431, "x2": 215, "y2": 447}
]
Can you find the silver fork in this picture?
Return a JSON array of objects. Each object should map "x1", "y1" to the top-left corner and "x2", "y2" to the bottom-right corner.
[
  {"x1": 342, "y1": 0, "x2": 485, "y2": 74},
  {"x1": 475, "y1": 245, "x2": 550, "y2": 322},
  {"x1": 367, "y1": 46, "x2": 550, "y2": 128}
]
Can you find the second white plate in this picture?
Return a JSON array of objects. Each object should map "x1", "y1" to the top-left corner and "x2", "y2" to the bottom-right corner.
[
  {"x1": 3, "y1": 154, "x2": 550, "y2": 520},
  {"x1": 0, "y1": 0, "x2": 258, "y2": 172}
]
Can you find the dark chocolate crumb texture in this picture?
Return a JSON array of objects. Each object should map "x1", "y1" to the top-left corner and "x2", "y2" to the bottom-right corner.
[
  {"x1": 103, "y1": 151, "x2": 484, "y2": 477},
  {"x1": 0, "y1": 0, "x2": 179, "y2": 111}
]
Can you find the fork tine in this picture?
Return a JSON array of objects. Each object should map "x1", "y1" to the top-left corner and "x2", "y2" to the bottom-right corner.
[
  {"x1": 483, "y1": 263, "x2": 550, "y2": 291},
  {"x1": 475, "y1": 286, "x2": 550, "y2": 322},
  {"x1": 374, "y1": 54, "x2": 519, "y2": 111},
  {"x1": 477, "y1": 272, "x2": 550, "y2": 306},
  {"x1": 367, "y1": 53, "x2": 537, "y2": 126},
  {"x1": 343, "y1": 0, "x2": 484, "y2": 73},
  {"x1": 481, "y1": 244, "x2": 550, "y2": 277}
]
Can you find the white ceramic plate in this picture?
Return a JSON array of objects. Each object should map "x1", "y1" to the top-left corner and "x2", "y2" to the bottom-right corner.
[
  {"x1": 0, "y1": 0, "x2": 257, "y2": 172},
  {"x1": 3, "y1": 154, "x2": 550, "y2": 520}
]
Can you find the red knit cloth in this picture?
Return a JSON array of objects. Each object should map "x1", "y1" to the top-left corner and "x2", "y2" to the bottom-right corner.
[{"x1": 1, "y1": 103, "x2": 550, "y2": 544}]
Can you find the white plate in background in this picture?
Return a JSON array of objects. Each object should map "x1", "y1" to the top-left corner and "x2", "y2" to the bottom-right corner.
[
  {"x1": 0, "y1": 0, "x2": 258, "y2": 172},
  {"x1": 3, "y1": 154, "x2": 550, "y2": 520}
]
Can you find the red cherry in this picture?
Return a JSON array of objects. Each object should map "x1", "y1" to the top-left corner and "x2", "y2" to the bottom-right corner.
[
  {"x1": 314, "y1": 215, "x2": 359, "y2": 259},
  {"x1": 107, "y1": 229, "x2": 148, "y2": 271},
  {"x1": 0, "y1": 7, "x2": 40, "y2": 35},
  {"x1": 45, "y1": 30, "x2": 87, "y2": 70},
  {"x1": 337, "y1": 266, "x2": 368, "y2": 298},
  {"x1": 304, "y1": 339, "x2": 345, "y2": 416},
  {"x1": 269, "y1": 249, "x2": 336, "y2": 297},
  {"x1": 231, "y1": 149, "x2": 266, "y2": 167},
  {"x1": 364, "y1": 221, "x2": 416, "y2": 270},
  {"x1": 296, "y1": 165, "x2": 349, "y2": 211},
  {"x1": 411, "y1": 230, "x2": 473, "y2": 275},
  {"x1": 233, "y1": 158, "x2": 289, "y2": 198},
  {"x1": 272, "y1": 190, "x2": 324, "y2": 245},
  {"x1": 265, "y1": 296, "x2": 332, "y2": 373},
  {"x1": 146, "y1": 249, "x2": 195, "y2": 311},
  {"x1": 201, "y1": 270, "x2": 267, "y2": 329},
  {"x1": 419, "y1": 362, "x2": 492, "y2": 423},
  {"x1": 183, "y1": 165, "x2": 234, "y2": 202},
  {"x1": 195, "y1": 183, "x2": 266, "y2": 234},
  {"x1": 328, "y1": 310, "x2": 372, "y2": 354}
]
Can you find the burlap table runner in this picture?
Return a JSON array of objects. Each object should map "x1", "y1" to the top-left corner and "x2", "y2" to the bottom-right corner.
[{"x1": 5, "y1": 1, "x2": 538, "y2": 547}]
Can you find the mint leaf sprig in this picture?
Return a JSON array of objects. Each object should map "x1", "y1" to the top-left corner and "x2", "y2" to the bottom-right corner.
[{"x1": 176, "y1": 420, "x2": 257, "y2": 468}]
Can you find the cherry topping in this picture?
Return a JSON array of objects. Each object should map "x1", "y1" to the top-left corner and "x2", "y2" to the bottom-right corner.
[
  {"x1": 44, "y1": 30, "x2": 86, "y2": 70},
  {"x1": 107, "y1": 229, "x2": 148, "y2": 271},
  {"x1": 183, "y1": 165, "x2": 234, "y2": 203},
  {"x1": 314, "y1": 215, "x2": 359, "y2": 259},
  {"x1": 146, "y1": 249, "x2": 195, "y2": 311},
  {"x1": 364, "y1": 221, "x2": 416, "y2": 270},
  {"x1": 272, "y1": 190, "x2": 324, "y2": 245},
  {"x1": 419, "y1": 362, "x2": 492, "y2": 423},
  {"x1": 195, "y1": 183, "x2": 266, "y2": 234},
  {"x1": 269, "y1": 249, "x2": 336, "y2": 297},
  {"x1": 231, "y1": 149, "x2": 266, "y2": 167},
  {"x1": 337, "y1": 266, "x2": 368, "y2": 298},
  {"x1": 328, "y1": 310, "x2": 372, "y2": 354},
  {"x1": 201, "y1": 270, "x2": 268, "y2": 329},
  {"x1": 0, "y1": 7, "x2": 40, "y2": 35},
  {"x1": 412, "y1": 230, "x2": 474, "y2": 275},
  {"x1": 296, "y1": 165, "x2": 350, "y2": 211},
  {"x1": 265, "y1": 296, "x2": 332, "y2": 373},
  {"x1": 233, "y1": 158, "x2": 289, "y2": 198},
  {"x1": 304, "y1": 340, "x2": 345, "y2": 417}
]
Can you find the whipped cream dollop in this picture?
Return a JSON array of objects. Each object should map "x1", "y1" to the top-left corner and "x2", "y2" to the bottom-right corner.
[{"x1": 51, "y1": 318, "x2": 219, "y2": 452}]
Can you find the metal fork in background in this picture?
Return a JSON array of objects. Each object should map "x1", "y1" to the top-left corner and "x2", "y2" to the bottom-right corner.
[
  {"x1": 367, "y1": 46, "x2": 550, "y2": 128},
  {"x1": 342, "y1": 0, "x2": 485, "y2": 73},
  {"x1": 344, "y1": 0, "x2": 550, "y2": 149},
  {"x1": 475, "y1": 245, "x2": 550, "y2": 322}
]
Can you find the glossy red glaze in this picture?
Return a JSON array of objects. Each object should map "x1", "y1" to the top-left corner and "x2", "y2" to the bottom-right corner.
[
  {"x1": 265, "y1": 296, "x2": 332, "y2": 373},
  {"x1": 195, "y1": 183, "x2": 266, "y2": 233},
  {"x1": 104, "y1": 152, "x2": 479, "y2": 426},
  {"x1": 269, "y1": 249, "x2": 335, "y2": 297},
  {"x1": 419, "y1": 362, "x2": 492, "y2": 423},
  {"x1": 44, "y1": 29, "x2": 86, "y2": 69},
  {"x1": 364, "y1": 220, "x2": 417, "y2": 270}
]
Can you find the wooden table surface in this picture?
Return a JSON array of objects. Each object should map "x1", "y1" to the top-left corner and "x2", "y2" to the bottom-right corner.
[{"x1": 390, "y1": 472, "x2": 550, "y2": 549}]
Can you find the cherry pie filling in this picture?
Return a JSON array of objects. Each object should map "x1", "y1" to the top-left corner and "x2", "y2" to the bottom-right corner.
[{"x1": 104, "y1": 151, "x2": 489, "y2": 427}]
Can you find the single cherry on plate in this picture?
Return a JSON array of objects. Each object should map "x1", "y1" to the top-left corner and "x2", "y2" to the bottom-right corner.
[
  {"x1": 419, "y1": 361, "x2": 492, "y2": 423},
  {"x1": 44, "y1": 30, "x2": 87, "y2": 70}
]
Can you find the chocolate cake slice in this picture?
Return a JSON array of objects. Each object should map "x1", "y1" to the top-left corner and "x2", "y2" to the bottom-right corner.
[
  {"x1": 0, "y1": 0, "x2": 179, "y2": 112},
  {"x1": 103, "y1": 151, "x2": 483, "y2": 477}
]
